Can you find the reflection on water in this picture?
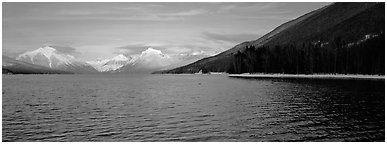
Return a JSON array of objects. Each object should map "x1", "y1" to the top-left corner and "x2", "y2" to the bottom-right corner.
[{"x1": 2, "y1": 74, "x2": 384, "y2": 141}]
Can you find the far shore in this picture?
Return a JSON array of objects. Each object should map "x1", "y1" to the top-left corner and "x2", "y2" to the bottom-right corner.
[{"x1": 228, "y1": 73, "x2": 385, "y2": 80}]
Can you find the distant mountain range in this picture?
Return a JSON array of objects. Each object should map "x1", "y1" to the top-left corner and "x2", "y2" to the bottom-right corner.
[
  {"x1": 86, "y1": 48, "x2": 174, "y2": 73},
  {"x1": 3, "y1": 56, "x2": 73, "y2": 74},
  {"x1": 86, "y1": 54, "x2": 132, "y2": 72},
  {"x1": 114, "y1": 48, "x2": 174, "y2": 73},
  {"x1": 156, "y1": 2, "x2": 385, "y2": 74},
  {"x1": 3, "y1": 46, "x2": 209, "y2": 74}
]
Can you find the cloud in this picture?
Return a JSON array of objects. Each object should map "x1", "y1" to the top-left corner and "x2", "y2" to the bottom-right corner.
[
  {"x1": 202, "y1": 32, "x2": 261, "y2": 43},
  {"x1": 163, "y1": 46, "x2": 192, "y2": 54},
  {"x1": 2, "y1": 50, "x2": 21, "y2": 59},
  {"x1": 3, "y1": 3, "x2": 201, "y2": 22},
  {"x1": 114, "y1": 40, "x2": 222, "y2": 56},
  {"x1": 114, "y1": 43, "x2": 149, "y2": 55},
  {"x1": 49, "y1": 45, "x2": 79, "y2": 55},
  {"x1": 57, "y1": 10, "x2": 111, "y2": 16},
  {"x1": 114, "y1": 42, "x2": 185, "y2": 55},
  {"x1": 215, "y1": 3, "x2": 279, "y2": 13},
  {"x1": 216, "y1": 4, "x2": 238, "y2": 13},
  {"x1": 158, "y1": 9, "x2": 207, "y2": 17},
  {"x1": 3, "y1": 15, "x2": 183, "y2": 22},
  {"x1": 114, "y1": 4, "x2": 164, "y2": 11}
]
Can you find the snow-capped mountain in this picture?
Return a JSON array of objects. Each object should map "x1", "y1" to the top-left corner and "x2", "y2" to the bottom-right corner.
[
  {"x1": 3, "y1": 56, "x2": 73, "y2": 74},
  {"x1": 87, "y1": 48, "x2": 209, "y2": 73},
  {"x1": 16, "y1": 46, "x2": 97, "y2": 73},
  {"x1": 86, "y1": 54, "x2": 132, "y2": 72},
  {"x1": 117, "y1": 48, "x2": 174, "y2": 73},
  {"x1": 14, "y1": 46, "x2": 209, "y2": 74}
]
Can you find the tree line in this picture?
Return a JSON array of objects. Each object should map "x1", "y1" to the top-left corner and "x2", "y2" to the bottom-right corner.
[{"x1": 227, "y1": 33, "x2": 384, "y2": 75}]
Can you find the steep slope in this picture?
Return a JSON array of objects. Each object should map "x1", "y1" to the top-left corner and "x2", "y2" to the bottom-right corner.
[
  {"x1": 157, "y1": 2, "x2": 384, "y2": 74},
  {"x1": 160, "y1": 52, "x2": 210, "y2": 71},
  {"x1": 16, "y1": 46, "x2": 97, "y2": 73},
  {"x1": 258, "y1": 2, "x2": 382, "y2": 47},
  {"x1": 87, "y1": 54, "x2": 132, "y2": 72},
  {"x1": 2, "y1": 56, "x2": 73, "y2": 74},
  {"x1": 218, "y1": 3, "x2": 330, "y2": 56}
]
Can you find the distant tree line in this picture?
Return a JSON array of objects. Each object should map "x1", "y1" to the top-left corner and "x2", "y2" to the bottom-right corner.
[{"x1": 227, "y1": 33, "x2": 385, "y2": 75}]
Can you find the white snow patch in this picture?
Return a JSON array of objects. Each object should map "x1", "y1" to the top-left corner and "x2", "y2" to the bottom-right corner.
[{"x1": 87, "y1": 54, "x2": 132, "y2": 72}]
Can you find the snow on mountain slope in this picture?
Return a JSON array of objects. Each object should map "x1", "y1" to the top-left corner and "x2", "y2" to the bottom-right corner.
[
  {"x1": 14, "y1": 46, "x2": 209, "y2": 74},
  {"x1": 16, "y1": 46, "x2": 97, "y2": 73},
  {"x1": 117, "y1": 48, "x2": 175, "y2": 73},
  {"x1": 88, "y1": 48, "x2": 209, "y2": 73},
  {"x1": 87, "y1": 54, "x2": 132, "y2": 72},
  {"x1": 131, "y1": 48, "x2": 172, "y2": 68},
  {"x1": 3, "y1": 56, "x2": 73, "y2": 74}
]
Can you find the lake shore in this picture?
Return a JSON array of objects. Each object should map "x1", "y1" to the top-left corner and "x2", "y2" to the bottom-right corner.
[{"x1": 228, "y1": 73, "x2": 385, "y2": 80}]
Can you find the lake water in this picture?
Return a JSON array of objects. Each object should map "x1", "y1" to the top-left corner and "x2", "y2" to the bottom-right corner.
[{"x1": 2, "y1": 74, "x2": 385, "y2": 141}]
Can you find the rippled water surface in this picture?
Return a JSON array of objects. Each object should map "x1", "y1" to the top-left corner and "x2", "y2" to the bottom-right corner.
[{"x1": 2, "y1": 74, "x2": 385, "y2": 141}]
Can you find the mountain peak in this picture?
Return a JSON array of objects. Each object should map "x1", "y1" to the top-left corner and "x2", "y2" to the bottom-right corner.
[
  {"x1": 38, "y1": 46, "x2": 57, "y2": 52},
  {"x1": 16, "y1": 46, "x2": 97, "y2": 73},
  {"x1": 86, "y1": 54, "x2": 132, "y2": 72},
  {"x1": 112, "y1": 54, "x2": 129, "y2": 61},
  {"x1": 19, "y1": 46, "x2": 59, "y2": 61},
  {"x1": 142, "y1": 47, "x2": 163, "y2": 55}
]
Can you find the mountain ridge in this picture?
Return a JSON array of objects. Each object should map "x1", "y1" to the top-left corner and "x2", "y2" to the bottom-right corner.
[
  {"x1": 86, "y1": 54, "x2": 132, "y2": 72},
  {"x1": 155, "y1": 2, "x2": 384, "y2": 74},
  {"x1": 3, "y1": 56, "x2": 73, "y2": 74},
  {"x1": 6, "y1": 46, "x2": 210, "y2": 74},
  {"x1": 16, "y1": 46, "x2": 97, "y2": 74}
]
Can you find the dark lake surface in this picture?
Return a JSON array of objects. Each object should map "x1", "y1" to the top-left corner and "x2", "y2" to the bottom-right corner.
[{"x1": 2, "y1": 74, "x2": 385, "y2": 141}]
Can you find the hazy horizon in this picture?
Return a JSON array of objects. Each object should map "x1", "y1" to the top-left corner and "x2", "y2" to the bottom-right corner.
[{"x1": 3, "y1": 2, "x2": 330, "y2": 61}]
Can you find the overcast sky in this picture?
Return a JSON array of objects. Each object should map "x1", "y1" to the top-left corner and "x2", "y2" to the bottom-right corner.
[{"x1": 3, "y1": 2, "x2": 330, "y2": 61}]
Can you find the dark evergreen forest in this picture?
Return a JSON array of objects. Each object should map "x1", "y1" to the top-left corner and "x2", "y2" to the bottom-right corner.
[{"x1": 227, "y1": 33, "x2": 384, "y2": 75}]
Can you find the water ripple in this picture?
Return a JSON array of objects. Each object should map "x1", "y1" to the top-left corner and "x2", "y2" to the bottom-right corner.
[{"x1": 2, "y1": 75, "x2": 384, "y2": 141}]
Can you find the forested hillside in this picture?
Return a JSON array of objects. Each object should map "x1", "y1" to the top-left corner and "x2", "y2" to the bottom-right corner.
[
  {"x1": 156, "y1": 2, "x2": 385, "y2": 75},
  {"x1": 229, "y1": 32, "x2": 384, "y2": 74}
]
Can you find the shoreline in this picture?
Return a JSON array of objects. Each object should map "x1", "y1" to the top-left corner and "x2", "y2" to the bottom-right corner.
[{"x1": 228, "y1": 74, "x2": 385, "y2": 80}]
